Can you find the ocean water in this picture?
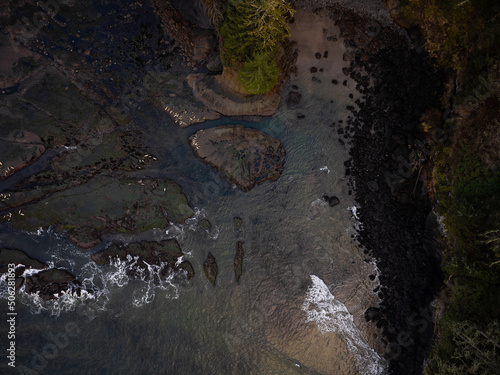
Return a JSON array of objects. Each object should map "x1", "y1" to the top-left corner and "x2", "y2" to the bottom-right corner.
[{"x1": 0, "y1": 2, "x2": 386, "y2": 374}]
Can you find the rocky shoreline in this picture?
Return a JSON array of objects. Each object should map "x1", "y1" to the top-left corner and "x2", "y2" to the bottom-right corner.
[
  {"x1": 0, "y1": 0, "x2": 445, "y2": 373},
  {"x1": 323, "y1": 5, "x2": 444, "y2": 374}
]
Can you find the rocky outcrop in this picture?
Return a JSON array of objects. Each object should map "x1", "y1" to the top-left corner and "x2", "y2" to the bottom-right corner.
[
  {"x1": 0, "y1": 248, "x2": 82, "y2": 300},
  {"x1": 24, "y1": 268, "x2": 77, "y2": 300},
  {"x1": 5, "y1": 175, "x2": 194, "y2": 249},
  {"x1": 0, "y1": 248, "x2": 47, "y2": 274},
  {"x1": 329, "y1": 6, "x2": 443, "y2": 374},
  {"x1": 92, "y1": 239, "x2": 195, "y2": 280},
  {"x1": 189, "y1": 125, "x2": 286, "y2": 191},
  {"x1": 203, "y1": 252, "x2": 218, "y2": 287},
  {"x1": 234, "y1": 241, "x2": 244, "y2": 283},
  {"x1": 187, "y1": 72, "x2": 281, "y2": 117}
]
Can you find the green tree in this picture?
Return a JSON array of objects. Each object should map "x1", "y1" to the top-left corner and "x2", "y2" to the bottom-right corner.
[
  {"x1": 238, "y1": 53, "x2": 279, "y2": 94},
  {"x1": 217, "y1": 0, "x2": 294, "y2": 93}
]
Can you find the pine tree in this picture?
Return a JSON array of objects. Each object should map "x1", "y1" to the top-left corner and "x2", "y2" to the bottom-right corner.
[{"x1": 238, "y1": 53, "x2": 279, "y2": 94}]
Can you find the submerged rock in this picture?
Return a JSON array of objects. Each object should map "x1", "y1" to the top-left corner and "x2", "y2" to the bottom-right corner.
[
  {"x1": 203, "y1": 252, "x2": 218, "y2": 287},
  {"x1": 233, "y1": 216, "x2": 243, "y2": 230},
  {"x1": 189, "y1": 125, "x2": 286, "y2": 191},
  {"x1": 286, "y1": 91, "x2": 302, "y2": 108},
  {"x1": 234, "y1": 241, "x2": 245, "y2": 283}
]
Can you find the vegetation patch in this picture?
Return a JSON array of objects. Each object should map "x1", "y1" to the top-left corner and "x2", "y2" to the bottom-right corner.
[{"x1": 205, "y1": 0, "x2": 294, "y2": 94}]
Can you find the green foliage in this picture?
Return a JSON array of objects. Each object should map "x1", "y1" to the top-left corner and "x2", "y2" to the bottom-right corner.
[
  {"x1": 217, "y1": 0, "x2": 294, "y2": 93},
  {"x1": 199, "y1": 0, "x2": 223, "y2": 26},
  {"x1": 406, "y1": 0, "x2": 500, "y2": 94},
  {"x1": 237, "y1": 53, "x2": 279, "y2": 94},
  {"x1": 427, "y1": 320, "x2": 500, "y2": 374},
  {"x1": 427, "y1": 97, "x2": 500, "y2": 373}
]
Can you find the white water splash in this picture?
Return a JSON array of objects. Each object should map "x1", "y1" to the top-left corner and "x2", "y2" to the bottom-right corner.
[
  {"x1": 0, "y1": 253, "x2": 183, "y2": 316},
  {"x1": 165, "y1": 207, "x2": 218, "y2": 240},
  {"x1": 302, "y1": 275, "x2": 386, "y2": 375},
  {"x1": 319, "y1": 165, "x2": 330, "y2": 174},
  {"x1": 347, "y1": 205, "x2": 360, "y2": 220}
]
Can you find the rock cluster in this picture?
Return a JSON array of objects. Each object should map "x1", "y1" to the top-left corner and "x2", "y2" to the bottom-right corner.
[
  {"x1": 91, "y1": 240, "x2": 195, "y2": 280},
  {"x1": 329, "y1": 6, "x2": 444, "y2": 374},
  {"x1": 0, "y1": 248, "x2": 83, "y2": 300}
]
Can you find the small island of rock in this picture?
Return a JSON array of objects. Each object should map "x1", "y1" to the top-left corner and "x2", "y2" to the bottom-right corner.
[{"x1": 188, "y1": 125, "x2": 286, "y2": 191}]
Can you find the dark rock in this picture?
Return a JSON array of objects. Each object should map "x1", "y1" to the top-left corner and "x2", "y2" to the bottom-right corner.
[
  {"x1": 233, "y1": 216, "x2": 243, "y2": 229},
  {"x1": 234, "y1": 241, "x2": 244, "y2": 283},
  {"x1": 310, "y1": 67, "x2": 318, "y2": 73},
  {"x1": 286, "y1": 91, "x2": 302, "y2": 108},
  {"x1": 0, "y1": 248, "x2": 47, "y2": 274},
  {"x1": 322, "y1": 195, "x2": 340, "y2": 207},
  {"x1": 179, "y1": 260, "x2": 195, "y2": 280},
  {"x1": 203, "y1": 252, "x2": 218, "y2": 287},
  {"x1": 323, "y1": 51, "x2": 328, "y2": 58},
  {"x1": 198, "y1": 219, "x2": 212, "y2": 229},
  {"x1": 315, "y1": 52, "x2": 322, "y2": 59},
  {"x1": 367, "y1": 180, "x2": 379, "y2": 192},
  {"x1": 365, "y1": 306, "x2": 380, "y2": 321},
  {"x1": 25, "y1": 268, "x2": 76, "y2": 300},
  {"x1": 331, "y1": 79, "x2": 338, "y2": 85},
  {"x1": 91, "y1": 240, "x2": 189, "y2": 279}
]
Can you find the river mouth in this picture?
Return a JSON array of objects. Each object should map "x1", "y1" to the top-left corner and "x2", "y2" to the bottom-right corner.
[{"x1": 0, "y1": 1, "x2": 443, "y2": 374}]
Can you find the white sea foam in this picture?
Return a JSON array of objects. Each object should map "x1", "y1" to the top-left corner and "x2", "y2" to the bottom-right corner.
[
  {"x1": 165, "y1": 207, "x2": 219, "y2": 241},
  {"x1": 319, "y1": 165, "x2": 331, "y2": 174},
  {"x1": 1, "y1": 253, "x2": 182, "y2": 316},
  {"x1": 347, "y1": 205, "x2": 360, "y2": 220},
  {"x1": 302, "y1": 275, "x2": 386, "y2": 375}
]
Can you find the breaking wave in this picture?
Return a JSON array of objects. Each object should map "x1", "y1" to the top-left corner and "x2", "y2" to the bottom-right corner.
[
  {"x1": 302, "y1": 275, "x2": 386, "y2": 375},
  {"x1": 0, "y1": 255, "x2": 183, "y2": 317}
]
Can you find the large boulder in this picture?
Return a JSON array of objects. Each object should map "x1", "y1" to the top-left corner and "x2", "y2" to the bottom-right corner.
[
  {"x1": 189, "y1": 125, "x2": 286, "y2": 191},
  {"x1": 24, "y1": 268, "x2": 78, "y2": 300}
]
